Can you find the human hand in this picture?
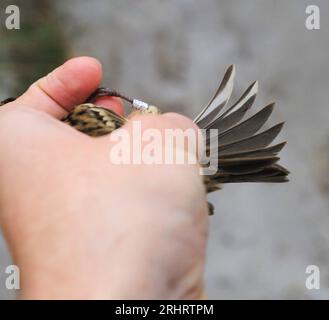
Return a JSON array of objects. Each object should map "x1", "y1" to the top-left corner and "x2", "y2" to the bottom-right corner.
[{"x1": 0, "y1": 57, "x2": 208, "y2": 299}]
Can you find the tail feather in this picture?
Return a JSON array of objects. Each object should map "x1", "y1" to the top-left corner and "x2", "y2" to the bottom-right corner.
[
  {"x1": 212, "y1": 164, "x2": 289, "y2": 184},
  {"x1": 218, "y1": 157, "x2": 279, "y2": 175},
  {"x1": 218, "y1": 142, "x2": 286, "y2": 159},
  {"x1": 216, "y1": 103, "x2": 274, "y2": 145},
  {"x1": 218, "y1": 122, "x2": 284, "y2": 154},
  {"x1": 194, "y1": 65, "x2": 235, "y2": 126},
  {"x1": 208, "y1": 95, "x2": 256, "y2": 132},
  {"x1": 195, "y1": 65, "x2": 289, "y2": 190},
  {"x1": 206, "y1": 82, "x2": 258, "y2": 131}
]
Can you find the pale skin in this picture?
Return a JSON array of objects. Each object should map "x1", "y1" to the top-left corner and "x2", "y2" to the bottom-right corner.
[{"x1": 0, "y1": 57, "x2": 208, "y2": 299}]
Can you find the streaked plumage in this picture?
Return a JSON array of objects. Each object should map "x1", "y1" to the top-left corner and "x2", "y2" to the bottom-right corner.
[{"x1": 62, "y1": 103, "x2": 126, "y2": 136}]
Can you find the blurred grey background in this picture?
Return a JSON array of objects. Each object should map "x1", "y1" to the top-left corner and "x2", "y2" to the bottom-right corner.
[{"x1": 0, "y1": 0, "x2": 329, "y2": 299}]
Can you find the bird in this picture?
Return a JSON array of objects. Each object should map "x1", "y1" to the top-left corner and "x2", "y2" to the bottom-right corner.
[{"x1": 1, "y1": 65, "x2": 289, "y2": 214}]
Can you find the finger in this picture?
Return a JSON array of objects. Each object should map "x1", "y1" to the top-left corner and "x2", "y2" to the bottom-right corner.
[
  {"x1": 12, "y1": 57, "x2": 106, "y2": 119},
  {"x1": 93, "y1": 96, "x2": 125, "y2": 116}
]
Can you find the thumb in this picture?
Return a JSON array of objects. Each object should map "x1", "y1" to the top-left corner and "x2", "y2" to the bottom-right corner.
[{"x1": 9, "y1": 57, "x2": 123, "y2": 119}]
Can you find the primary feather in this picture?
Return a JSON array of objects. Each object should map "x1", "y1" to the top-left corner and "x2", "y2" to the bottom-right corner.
[{"x1": 193, "y1": 66, "x2": 289, "y2": 207}]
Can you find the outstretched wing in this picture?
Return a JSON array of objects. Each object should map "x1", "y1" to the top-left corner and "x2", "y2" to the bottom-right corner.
[{"x1": 194, "y1": 65, "x2": 289, "y2": 196}]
